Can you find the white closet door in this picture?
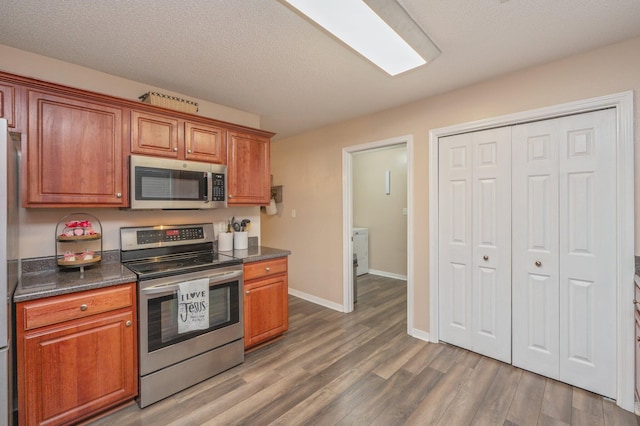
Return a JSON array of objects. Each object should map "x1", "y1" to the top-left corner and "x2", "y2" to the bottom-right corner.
[
  {"x1": 512, "y1": 109, "x2": 617, "y2": 398},
  {"x1": 557, "y1": 109, "x2": 616, "y2": 398},
  {"x1": 512, "y1": 119, "x2": 561, "y2": 379},
  {"x1": 439, "y1": 133, "x2": 473, "y2": 350},
  {"x1": 439, "y1": 128, "x2": 511, "y2": 362}
]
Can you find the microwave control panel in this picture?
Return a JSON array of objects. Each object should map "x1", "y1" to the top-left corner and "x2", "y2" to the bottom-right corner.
[{"x1": 212, "y1": 173, "x2": 226, "y2": 201}]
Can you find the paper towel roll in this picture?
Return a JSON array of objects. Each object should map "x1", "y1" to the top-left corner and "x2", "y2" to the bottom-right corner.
[
  {"x1": 218, "y1": 232, "x2": 233, "y2": 251},
  {"x1": 266, "y1": 198, "x2": 277, "y2": 215}
]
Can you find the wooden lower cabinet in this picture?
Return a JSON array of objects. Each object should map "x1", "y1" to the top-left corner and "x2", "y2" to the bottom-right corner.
[
  {"x1": 16, "y1": 283, "x2": 137, "y2": 426},
  {"x1": 243, "y1": 257, "x2": 288, "y2": 349}
]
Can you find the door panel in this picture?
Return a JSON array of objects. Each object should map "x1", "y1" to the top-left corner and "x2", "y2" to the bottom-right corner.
[
  {"x1": 513, "y1": 109, "x2": 617, "y2": 398},
  {"x1": 557, "y1": 109, "x2": 616, "y2": 398},
  {"x1": 439, "y1": 128, "x2": 511, "y2": 362},
  {"x1": 439, "y1": 133, "x2": 472, "y2": 348},
  {"x1": 512, "y1": 122, "x2": 560, "y2": 378}
]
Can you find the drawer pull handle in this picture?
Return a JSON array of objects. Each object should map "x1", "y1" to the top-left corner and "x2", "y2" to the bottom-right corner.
[
  {"x1": 80, "y1": 304, "x2": 88, "y2": 311},
  {"x1": 535, "y1": 261, "x2": 542, "y2": 267},
  {"x1": 483, "y1": 255, "x2": 488, "y2": 261},
  {"x1": 125, "y1": 320, "x2": 132, "y2": 327},
  {"x1": 265, "y1": 267, "x2": 271, "y2": 272}
]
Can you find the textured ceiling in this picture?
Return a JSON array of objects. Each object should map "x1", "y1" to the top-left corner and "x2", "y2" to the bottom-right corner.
[{"x1": 0, "y1": 0, "x2": 639, "y2": 140}]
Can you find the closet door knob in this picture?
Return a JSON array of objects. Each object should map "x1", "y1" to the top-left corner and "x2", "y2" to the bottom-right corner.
[
  {"x1": 535, "y1": 261, "x2": 542, "y2": 267},
  {"x1": 483, "y1": 255, "x2": 488, "y2": 261}
]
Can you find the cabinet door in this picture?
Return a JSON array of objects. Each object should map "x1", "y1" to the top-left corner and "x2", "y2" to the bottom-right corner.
[
  {"x1": 244, "y1": 274, "x2": 288, "y2": 349},
  {"x1": 227, "y1": 132, "x2": 270, "y2": 205},
  {"x1": 131, "y1": 110, "x2": 180, "y2": 158},
  {"x1": 0, "y1": 82, "x2": 15, "y2": 128},
  {"x1": 18, "y1": 310, "x2": 136, "y2": 426},
  {"x1": 26, "y1": 91, "x2": 125, "y2": 206},
  {"x1": 438, "y1": 128, "x2": 512, "y2": 363},
  {"x1": 185, "y1": 121, "x2": 227, "y2": 164}
]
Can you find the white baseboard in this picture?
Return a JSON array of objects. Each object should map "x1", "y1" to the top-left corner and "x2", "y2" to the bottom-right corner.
[
  {"x1": 409, "y1": 327, "x2": 431, "y2": 343},
  {"x1": 288, "y1": 288, "x2": 345, "y2": 312},
  {"x1": 367, "y1": 269, "x2": 408, "y2": 281}
]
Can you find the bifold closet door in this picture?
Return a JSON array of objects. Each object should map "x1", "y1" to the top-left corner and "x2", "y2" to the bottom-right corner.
[
  {"x1": 512, "y1": 109, "x2": 617, "y2": 398},
  {"x1": 438, "y1": 127, "x2": 511, "y2": 363}
]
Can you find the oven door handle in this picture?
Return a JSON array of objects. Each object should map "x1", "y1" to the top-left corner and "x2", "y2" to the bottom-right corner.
[{"x1": 141, "y1": 270, "x2": 243, "y2": 295}]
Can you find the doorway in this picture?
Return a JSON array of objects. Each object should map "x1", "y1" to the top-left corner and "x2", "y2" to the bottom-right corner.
[{"x1": 342, "y1": 135, "x2": 415, "y2": 335}]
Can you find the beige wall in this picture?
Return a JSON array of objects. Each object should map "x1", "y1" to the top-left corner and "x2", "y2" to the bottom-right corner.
[
  {"x1": 262, "y1": 36, "x2": 640, "y2": 334},
  {"x1": 353, "y1": 145, "x2": 407, "y2": 276},
  {"x1": 0, "y1": 44, "x2": 263, "y2": 259}
]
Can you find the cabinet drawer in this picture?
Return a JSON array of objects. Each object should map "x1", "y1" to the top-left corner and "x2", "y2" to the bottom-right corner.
[
  {"x1": 244, "y1": 257, "x2": 287, "y2": 281},
  {"x1": 20, "y1": 283, "x2": 135, "y2": 331}
]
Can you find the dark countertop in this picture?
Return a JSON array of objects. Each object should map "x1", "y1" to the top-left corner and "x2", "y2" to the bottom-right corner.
[
  {"x1": 14, "y1": 260, "x2": 137, "y2": 303},
  {"x1": 14, "y1": 246, "x2": 290, "y2": 303},
  {"x1": 224, "y1": 246, "x2": 291, "y2": 263}
]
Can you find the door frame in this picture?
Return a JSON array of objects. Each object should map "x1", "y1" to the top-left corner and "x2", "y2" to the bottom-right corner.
[
  {"x1": 428, "y1": 91, "x2": 634, "y2": 411},
  {"x1": 342, "y1": 135, "x2": 414, "y2": 334}
]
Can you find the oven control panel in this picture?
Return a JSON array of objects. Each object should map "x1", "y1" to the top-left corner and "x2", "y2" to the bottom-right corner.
[
  {"x1": 120, "y1": 223, "x2": 214, "y2": 251},
  {"x1": 137, "y1": 227, "x2": 204, "y2": 244}
]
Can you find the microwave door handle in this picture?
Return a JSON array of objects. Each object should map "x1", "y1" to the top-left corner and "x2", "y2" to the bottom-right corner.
[
  {"x1": 141, "y1": 270, "x2": 243, "y2": 295},
  {"x1": 204, "y1": 172, "x2": 212, "y2": 202}
]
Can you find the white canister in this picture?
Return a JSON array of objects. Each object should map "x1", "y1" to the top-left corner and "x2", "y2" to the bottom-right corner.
[
  {"x1": 233, "y1": 231, "x2": 248, "y2": 250},
  {"x1": 218, "y1": 232, "x2": 233, "y2": 251}
]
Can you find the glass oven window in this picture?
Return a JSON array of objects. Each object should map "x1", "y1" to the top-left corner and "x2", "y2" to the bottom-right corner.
[{"x1": 147, "y1": 280, "x2": 240, "y2": 352}]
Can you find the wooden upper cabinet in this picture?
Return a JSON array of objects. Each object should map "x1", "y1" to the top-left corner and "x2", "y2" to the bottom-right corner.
[
  {"x1": 227, "y1": 131, "x2": 270, "y2": 205},
  {"x1": 0, "y1": 82, "x2": 15, "y2": 128},
  {"x1": 131, "y1": 110, "x2": 180, "y2": 158},
  {"x1": 26, "y1": 90, "x2": 126, "y2": 207},
  {"x1": 131, "y1": 110, "x2": 227, "y2": 164},
  {"x1": 184, "y1": 121, "x2": 227, "y2": 164}
]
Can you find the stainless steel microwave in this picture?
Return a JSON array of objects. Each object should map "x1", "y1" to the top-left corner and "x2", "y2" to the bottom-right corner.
[{"x1": 130, "y1": 155, "x2": 227, "y2": 210}]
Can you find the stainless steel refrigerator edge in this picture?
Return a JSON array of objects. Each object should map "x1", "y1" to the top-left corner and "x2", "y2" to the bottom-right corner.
[{"x1": 0, "y1": 118, "x2": 20, "y2": 425}]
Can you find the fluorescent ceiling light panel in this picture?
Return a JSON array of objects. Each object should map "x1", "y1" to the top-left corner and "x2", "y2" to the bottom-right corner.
[{"x1": 285, "y1": 0, "x2": 432, "y2": 76}]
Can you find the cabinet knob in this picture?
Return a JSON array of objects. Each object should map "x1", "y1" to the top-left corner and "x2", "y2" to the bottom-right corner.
[
  {"x1": 116, "y1": 192, "x2": 122, "y2": 198},
  {"x1": 80, "y1": 304, "x2": 88, "y2": 311},
  {"x1": 187, "y1": 149, "x2": 192, "y2": 154},
  {"x1": 228, "y1": 194, "x2": 233, "y2": 199},
  {"x1": 634, "y1": 299, "x2": 639, "y2": 305},
  {"x1": 637, "y1": 336, "x2": 640, "y2": 342},
  {"x1": 173, "y1": 147, "x2": 178, "y2": 152},
  {"x1": 245, "y1": 290, "x2": 250, "y2": 295},
  {"x1": 535, "y1": 261, "x2": 542, "y2": 267},
  {"x1": 482, "y1": 255, "x2": 488, "y2": 261},
  {"x1": 265, "y1": 267, "x2": 271, "y2": 272},
  {"x1": 125, "y1": 320, "x2": 132, "y2": 327}
]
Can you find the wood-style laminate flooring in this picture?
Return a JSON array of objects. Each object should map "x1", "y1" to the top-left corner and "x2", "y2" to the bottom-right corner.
[{"x1": 91, "y1": 274, "x2": 639, "y2": 426}]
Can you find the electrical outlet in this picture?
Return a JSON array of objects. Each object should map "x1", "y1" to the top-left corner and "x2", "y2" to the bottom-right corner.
[{"x1": 291, "y1": 209, "x2": 297, "y2": 218}]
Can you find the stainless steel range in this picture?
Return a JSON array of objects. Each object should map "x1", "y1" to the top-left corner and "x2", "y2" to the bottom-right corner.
[{"x1": 120, "y1": 223, "x2": 244, "y2": 408}]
